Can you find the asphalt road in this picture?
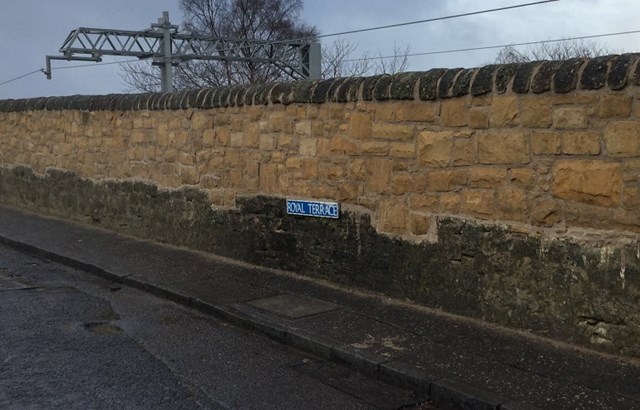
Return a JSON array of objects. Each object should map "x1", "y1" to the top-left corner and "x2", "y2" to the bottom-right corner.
[{"x1": 0, "y1": 243, "x2": 430, "y2": 409}]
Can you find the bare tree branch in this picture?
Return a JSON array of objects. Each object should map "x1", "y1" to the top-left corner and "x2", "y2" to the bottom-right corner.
[
  {"x1": 321, "y1": 38, "x2": 411, "y2": 79},
  {"x1": 121, "y1": 0, "x2": 318, "y2": 92},
  {"x1": 495, "y1": 38, "x2": 616, "y2": 64}
]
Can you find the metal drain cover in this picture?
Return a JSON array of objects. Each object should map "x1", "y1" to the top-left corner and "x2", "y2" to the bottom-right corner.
[{"x1": 247, "y1": 294, "x2": 338, "y2": 319}]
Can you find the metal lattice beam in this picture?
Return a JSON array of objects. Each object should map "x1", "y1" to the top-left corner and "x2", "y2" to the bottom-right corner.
[{"x1": 44, "y1": 11, "x2": 321, "y2": 91}]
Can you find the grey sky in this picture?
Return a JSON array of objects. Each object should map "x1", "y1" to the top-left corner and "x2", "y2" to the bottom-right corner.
[{"x1": 1, "y1": 0, "x2": 639, "y2": 99}]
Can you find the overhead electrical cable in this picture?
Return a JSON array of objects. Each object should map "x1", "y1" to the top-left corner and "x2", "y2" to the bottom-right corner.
[
  {"x1": 341, "y1": 29, "x2": 640, "y2": 62},
  {"x1": 313, "y1": 0, "x2": 561, "y2": 40},
  {"x1": 0, "y1": 69, "x2": 43, "y2": 87}
]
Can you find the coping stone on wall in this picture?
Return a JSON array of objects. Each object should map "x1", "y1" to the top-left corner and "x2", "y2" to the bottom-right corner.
[
  {"x1": 269, "y1": 83, "x2": 292, "y2": 105},
  {"x1": 607, "y1": 54, "x2": 636, "y2": 90},
  {"x1": 389, "y1": 72, "x2": 421, "y2": 100},
  {"x1": 531, "y1": 61, "x2": 561, "y2": 94},
  {"x1": 2, "y1": 53, "x2": 640, "y2": 112},
  {"x1": 512, "y1": 61, "x2": 541, "y2": 94},
  {"x1": 553, "y1": 58, "x2": 585, "y2": 93},
  {"x1": 580, "y1": 55, "x2": 611, "y2": 90},
  {"x1": 325, "y1": 77, "x2": 347, "y2": 102},
  {"x1": 494, "y1": 63, "x2": 519, "y2": 94},
  {"x1": 471, "y1": 65, "x2": 498, "y2": 96},
  {"x1": 373, "y1": 74, "x2": 394, "y2": 101},
  {"x1": 437, "y1": 68, "x2": 463, "y2": 98},
  {"x1": 451, "y1": 68, "x2": 476, "y2": 97},
  {"x1": 290, "y1": 80, "x2": 316, "y2": 104},
  {"x1": 361, "y1": 74, "x2": 388, "y2": 101},
  {"x1": 311, "y1": 79, "x2": 334, "y2": 103}
]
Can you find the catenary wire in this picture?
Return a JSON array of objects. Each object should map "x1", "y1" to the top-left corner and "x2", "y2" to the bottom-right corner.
[
  {"x1": 341, "y1": 29, "x2": 640, "y2": 62},
  {"x1": 1, "y1": 0, "x2": 560, "y2": 86},
  {"x1": 0, "y1": 69, "x2": 44, "y2": 87},
  {"x1": 313, "y1": 0, "x2": 560, "y2": 40},
  {"x1": 2, "y1": 27, "x2": 636, "y2": 86}
]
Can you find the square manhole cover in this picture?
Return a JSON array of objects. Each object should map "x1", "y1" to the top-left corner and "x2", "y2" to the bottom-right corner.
[{"x1": 247, "y1": 294, "x2": 338, "y2": 319}]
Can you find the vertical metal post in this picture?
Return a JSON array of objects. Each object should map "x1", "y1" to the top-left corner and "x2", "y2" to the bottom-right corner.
[
  {"x1": 159, "y1": 11, "x2": 173, "y2": 92},
  {"x1": 302, "y1": 42, "x2": 321, "y2": 80}
]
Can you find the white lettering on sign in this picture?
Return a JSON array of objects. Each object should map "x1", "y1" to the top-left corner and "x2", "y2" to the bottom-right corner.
[{"x1": 286, "y1": 199, "x2": 340, "y2": 219}]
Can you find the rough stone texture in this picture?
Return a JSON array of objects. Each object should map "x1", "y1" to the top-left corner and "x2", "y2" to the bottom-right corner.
[
  {"x1": 512, "y1": 62, "x2": 540, "y2": 94},
  {"x1": 1, "y1": 167, "x2": 639, "y2": 357},
  {"x1": 0, "y1": 54, "x2": 638, "y2": 112},
  {"x1": 494, "y1": 64, "x2": 519, "y2": 94},
  {"x1": 580, "y1": 56, "x2": 610, "y2": 90},
  {"x1": 3, "y1": 53, "x2": 640, "y2": 359},
  {"x1": 471, "y1": 65, "x2": 498, "y2": 96},
  {"x1": 553, "y1": 160, "x2": 622, "y2": 207},
  {"x1": 531, "y1": 61, "x2": 561, "y2": 94},
  {"x1": 553, "y1": 58, "x2": 584, "y2": 93}
]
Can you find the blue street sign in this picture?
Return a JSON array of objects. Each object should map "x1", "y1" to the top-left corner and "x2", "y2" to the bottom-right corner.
[{"x1": 286, "y1": 199, "x2": 340, "y2": 219}]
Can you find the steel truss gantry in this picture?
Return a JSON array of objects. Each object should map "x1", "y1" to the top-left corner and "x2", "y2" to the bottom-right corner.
[{"x1": 44, "y1": 11, "x2": 321, "y2": 92}]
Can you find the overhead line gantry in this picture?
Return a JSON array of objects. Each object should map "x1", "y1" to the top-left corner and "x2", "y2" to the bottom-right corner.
[{"x1": 44, "y1": 11, "x2": 321, "y2": 92}]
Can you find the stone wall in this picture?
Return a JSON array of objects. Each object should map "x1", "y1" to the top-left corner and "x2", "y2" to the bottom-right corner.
[{"x1": 1, "y1": 54, "x2": 639, "y2": 357}]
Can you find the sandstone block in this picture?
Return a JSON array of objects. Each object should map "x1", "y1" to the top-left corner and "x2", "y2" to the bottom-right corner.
[
  {"x1": 299, "y1": 138, "x2": 318, "y2": 156},
  {"x1": 348, "y1": 113, "x2": 372, "y2": 139},
  {"x1": 497, "y1": 186, "x2": 529, "y2": 221},
  {"x1": 365, "y1": 158, "x2": 392, "y2": 193},
  {"x1": 427, "y1": 169, "x2": 467, "y2": 192},
  {"x1": 390, "y1": 142, "x2": 416, "y2": 158},
  {"x1": 295, "y1": 120, "x2": 312, "y2": 135},
  {"x1": 191, "y1": 111, "x2": 213, "y2": 130},
  {"x1": 521, "y1": 98, "x2": 552, "y2": 128},
  {"x1": 408, "y1": 194, "x2": 439, "y2": 211},
  {"x1": 510, "y1": 168, "x2": 536, "y2": 189},
  {"x1": 598, "y1": 95, "x2": 632, "y2": 118},
  {"x1": 375, "y1": 104, "x2": 395, "y2": 121},
  {"x1": 395, "y1": 102, "x2": 438, "y2": 122},
  {"x1": 452, "y1": 138, "x2": 476, "y2": 166},
  {"x1": 259, "y1": 135, "x2": 276, "y2": 151},
  {"x1": 378, "y1": 200, "x2": 407, "y2": 232},
  {"x1": 469, "y1": 108, "x2": 489, "y2": 129},
  {"x1": 391, "y1": 172, "x2": 427, "y2": 195},
  {"x1": 531, "y1": 131, "x2": 561, "y2": 155},
  {"x1": 302, "y1": 158, "x2": 319, "y2": 178},
  {"x1": 216, "y1": 127, "x2": 231, "y2": 146},
  {"x1": 349, "y1": 159, "x2": 366, "y2": 180},
  {"x1": 330, "y1": 136, "x2": 357, "y2": 155},
  {"x1": 418, "y1": 130, "x2": 454, "y2": 167},
  {"x1": 259, "y1": 163, "x2": 279, "y2": 192},
  {"x1": 269, "y1": 111, "x2": 293, "y2": 133},
  {"x1": 562, "y1": 131, "x2": 601, "y2": 155},
  {"x1": 490, "y1": 96, "x2": 519, "y2": 127},
  {"x1": 623, "y1": 186, "x2": 640, "y2": 210},
  {"x1": 468, "y1": 167, "x2": 507, "y2": 188},
  {"x1": 439, "y1": 192, "x2": 461, "y2": 212},
  {"x1": 553, "y1": 107, "x2": 587, "y2": 129},
  {"x1": 553, "y1": 160, "x2": 622, "y2": 207},
  {"x1": 244, "y1": 123, "x2": 260, "y2": 148},
  {"x1": 180, "y1": 165, "x2": 199, "y2": 185},
  {"x1": 410, "y1": 212, "x2": 431, "y2": 235},
  {"x1": 372, "y1": 123, "x2": 415, "y2": 140},
  {"x1": 478, "y1": 131, "x2": 530, "y2": 164},
  {"x1": 202, "y1": 129, "x2": 216, "y2": 147},
  {"x1": 460, "y1": 189, "x2": 495, "y2": 217},
  {"x1": 531, "y1": 199, "x2": 562, "y2": 227},
  {"x1": 604, "y1": 121, "x2": 640, "y2": 157},
  {"x1": 441, "y1": 98, "x2": 468, "y2": 127},
  {"x1": 230, "y1": 132, "x2": 244, "y2": 147},
  {"x1": 361, "y1": 141, "x2": 389, "y2": 155}
]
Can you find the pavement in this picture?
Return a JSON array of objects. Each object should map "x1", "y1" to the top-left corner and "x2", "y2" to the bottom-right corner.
[{"x1": 0, "y1": 205, "x2": 639, "y2": 410}]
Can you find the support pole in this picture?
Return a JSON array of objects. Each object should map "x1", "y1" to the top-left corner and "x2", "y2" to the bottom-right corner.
[{"x1": 153, "y1": 11, "x2": 178, "y2": 92}]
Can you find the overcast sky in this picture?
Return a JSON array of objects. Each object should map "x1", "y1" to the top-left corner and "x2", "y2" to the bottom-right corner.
[{"x1": 1, "y1": 0, "x2": 639, "y2": 99}]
